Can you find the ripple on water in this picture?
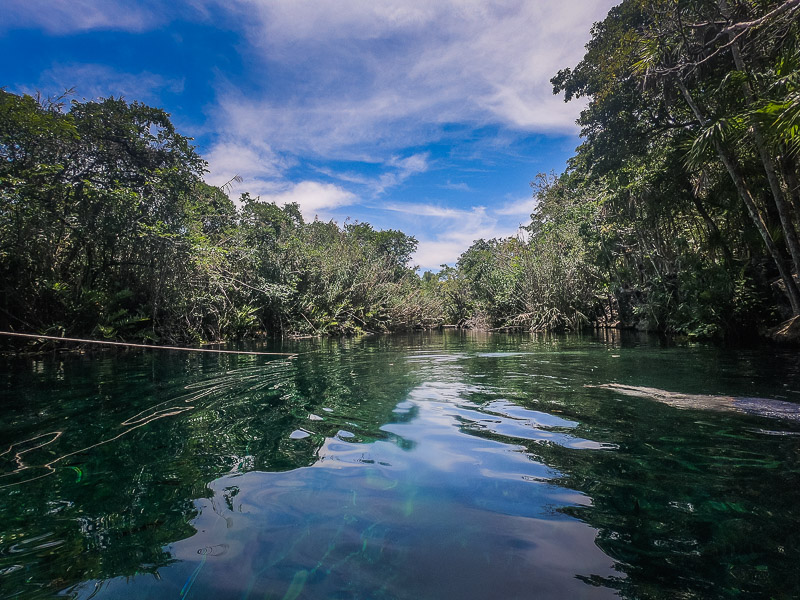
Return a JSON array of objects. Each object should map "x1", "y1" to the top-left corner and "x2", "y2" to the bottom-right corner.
[{"x1": 4, "y1": 333, "x2": 800, "y2": 600}]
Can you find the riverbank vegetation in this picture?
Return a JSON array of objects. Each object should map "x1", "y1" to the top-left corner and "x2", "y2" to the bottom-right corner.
[
  {"x1": 0, "y1": 90, "x2": 439, "y2": 343},
  {"x1": 2, "y1": 0, "x2": 799, "y2": 345},
  {"x1": 427, "y1": 0, "x2": 800, "y2": 342}
]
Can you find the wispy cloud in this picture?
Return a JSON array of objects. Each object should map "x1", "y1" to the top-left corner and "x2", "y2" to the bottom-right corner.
[
  {"x1": 204, "y1": 140, "x2": 292, "y2": 190},
  {"x1": 495, "y1": 196, "x2": 536, "y2": 217},
  {"x1": 2, "y1": 0, "x2": 168, "y2": 33},
  {"x1": 382, "y1": 202, "x2": 474, "y2": 219},
  {"x1": 313, "y1": 167, "x2": 376, "y2": 188},
  {"x1": 440, "y1": 181, "x2": 471, "y2": 192},
  {"x1": 14, "y1": 63, "x2": 185, "y2": 105},
  {"x1": 206, "y1": 0, "x2": 612, "y2": 157},
  {"x1": 206, "y1": 146, "x2": 429, "y2": 204},
  {"x1": 374, "y1": 152, "x2": 430, "y2": 193},
  {"x1": 251, "y1": 181, "x2": 358, "y2": 221},
  {"x1": 316, "y1": 153, "x2": 432, "y2": 195}
]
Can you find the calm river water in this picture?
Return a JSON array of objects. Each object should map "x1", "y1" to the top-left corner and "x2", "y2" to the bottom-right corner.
[{"x1": 1, "y1": 331, "x2": 799, "y2": 599}]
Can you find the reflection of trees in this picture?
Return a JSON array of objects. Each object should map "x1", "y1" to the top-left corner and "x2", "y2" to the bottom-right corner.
[
  {"x1": 553, "y1": 404, "x2": 800, "y2": 600},
  {"x1": 3, "y1": 332, "x2": 798, "y2": 599},
  {"x1": 451, "y1": 337, "x2": 800, "y2": 600},
  {"x1": 0, "y1": 338, "x2": 420, "y2": 598}
]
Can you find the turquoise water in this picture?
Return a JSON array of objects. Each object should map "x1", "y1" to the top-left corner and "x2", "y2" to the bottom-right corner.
[{"x1": 1, "y1": 331, "x2": 799, "y2": 599}]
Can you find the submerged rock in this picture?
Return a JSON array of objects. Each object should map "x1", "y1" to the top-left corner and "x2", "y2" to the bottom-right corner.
[{"x1": 589, "y1": 384, "x2": 800, "y2": 422}]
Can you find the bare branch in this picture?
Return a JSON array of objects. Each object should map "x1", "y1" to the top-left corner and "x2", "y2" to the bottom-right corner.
[{"x1": 720, "y1": 0, "x2": 800, "y2": 35}]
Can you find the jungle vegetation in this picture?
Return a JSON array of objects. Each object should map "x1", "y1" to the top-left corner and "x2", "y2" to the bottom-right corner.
[
  {"x1": 426, "y1": 0, "x2": 800, "y2": 340},
  {"x1": 0, "y1": 91, "x2": 439, "y2": 342},
  {"x1": 2, "y1": 0, "x2": 799, "y2": 344}
]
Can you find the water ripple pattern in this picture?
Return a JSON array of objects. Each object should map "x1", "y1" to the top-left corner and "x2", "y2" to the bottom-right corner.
[{"x1": 1, "y1": 332, "x2": 799, "y2": 599}]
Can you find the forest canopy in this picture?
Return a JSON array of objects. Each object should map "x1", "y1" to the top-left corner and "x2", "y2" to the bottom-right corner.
[
  {"x1": 432, "y1": 0, "x2": 800, "y2": 341},
  {"x1": 0, "y1": 90, "x2": 437, "y2": 342}
]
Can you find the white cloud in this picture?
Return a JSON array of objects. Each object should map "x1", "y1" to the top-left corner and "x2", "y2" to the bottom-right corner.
[
  {"x1": 374, "y1": 152, "x2": 430, "y2": 193},
  {"x1": 253, "y1": 181, "x2": 358, "y2": 220},
  {"x1": 381, "y1": 202, "x2": 529, "y2": 270},
  {"x1": 211, "y1": 91, "x2": 430, "y2": 161},
  {"x1": 388, "y1": 153, "x2": 429, "y2": 175},
  {"x1": 383, "y1": 202, "x2": 474, "y2": 219},
  {"x1": 205, "y1": 0, "x2": 614, "y2": 160},
  {"x1": 192, "y1": 0, "x2": 616, "y2": 249},
  {"x1": 8, "y1": 0, "x2": 616, "y2": 156},
  {"x1": 315, "y1": 152, "x2": 430, "y2": 195},
  {"x1": 441, "y1": 181, "x2": 471, "y2": 192},
  {"x1": 203, "y1": 140, "x2": 291, "y2": 190},
  {"x1": 495, "y1": 196, "x2": 537, "y2": 217}
]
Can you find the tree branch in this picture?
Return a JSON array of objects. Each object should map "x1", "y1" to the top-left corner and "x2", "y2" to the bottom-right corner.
[{"x1": 720, "y1": 0, "x2": 800, "y2": 35}]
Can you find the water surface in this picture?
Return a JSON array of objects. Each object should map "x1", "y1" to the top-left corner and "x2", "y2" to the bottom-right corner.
[{"x1": 1, "y1": 331, "x2": 799, "y2": 599}]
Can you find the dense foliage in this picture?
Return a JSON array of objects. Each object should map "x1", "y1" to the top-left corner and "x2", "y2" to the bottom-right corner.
[
  {"x1": 428, "y1": 0, "x2": 800, "y2": 340},
  {"x1": 0, "y1": 90, "x2": 437, "y2": 343}
]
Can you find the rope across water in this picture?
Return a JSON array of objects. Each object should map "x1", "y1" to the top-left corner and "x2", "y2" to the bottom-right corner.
[{"x1": 0, "y1": 331, "x2": 297, "y2": 357}]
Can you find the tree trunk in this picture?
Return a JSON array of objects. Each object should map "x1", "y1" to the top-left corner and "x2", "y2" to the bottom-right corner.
[
  {"x1": 677, "y1": 77, "x2": 800, "y2": 314},
  {"x1": 720, "y1": 0, "x2": 800, "y2": 277},
  {"x1": 690, "y1": 194, "x2": 734, "y2": 268},
  {"x1": 781, "y1": 154, "x2": 800, "y2": 222}
]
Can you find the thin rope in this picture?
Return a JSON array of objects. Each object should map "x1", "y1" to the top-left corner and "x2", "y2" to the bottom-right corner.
[{"x1": 0, "y1": 331, "x2": 296, "y2": 357}]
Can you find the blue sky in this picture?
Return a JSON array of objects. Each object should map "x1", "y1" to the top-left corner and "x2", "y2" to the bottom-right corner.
[{"x1": 2, "y1": 0, "x2": 617, "y2": 271}]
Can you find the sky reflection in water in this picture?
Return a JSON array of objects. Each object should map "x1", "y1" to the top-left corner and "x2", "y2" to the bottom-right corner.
[{"x1": 1, "y1": 331, "x2": 799, "y2": 599}]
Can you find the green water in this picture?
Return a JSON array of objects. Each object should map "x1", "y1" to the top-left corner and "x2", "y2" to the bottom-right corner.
[{"x1": 1, "y1": 331, "x2": 799, "y2": 599}]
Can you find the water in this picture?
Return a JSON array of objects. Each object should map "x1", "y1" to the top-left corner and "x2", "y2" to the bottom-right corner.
[{"x1": 1, "y1": 331, "x2": 799, "y2": 599}]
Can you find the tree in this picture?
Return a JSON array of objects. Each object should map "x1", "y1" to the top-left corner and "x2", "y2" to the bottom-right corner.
[{"x1": 547, "y1": 0, "x2": 800, "y2": 335}]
